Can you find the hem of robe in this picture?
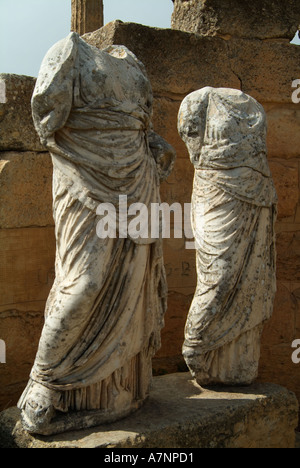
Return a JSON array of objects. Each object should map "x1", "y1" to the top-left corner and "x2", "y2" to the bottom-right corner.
[
  {"x1": 184, "y1": 178, "x2": 277, "y2": 355},
  {"x1": 18, "y1": 346, "x2": 153, "y2": 414},
  {"x1": 183, "y1": 324, "x2": 264, "y2": 386}
]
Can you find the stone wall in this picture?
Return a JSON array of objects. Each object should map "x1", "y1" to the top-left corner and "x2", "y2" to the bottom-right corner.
[
  {"x1": 171, "y1": 0, "x2": 300, "y2": 39},
  {"x1": 0, "y1": 74, "x2": 55, "y2": 409},
  {"x1": 0, "y1": 19, "x2": 300, "y2": 415}
]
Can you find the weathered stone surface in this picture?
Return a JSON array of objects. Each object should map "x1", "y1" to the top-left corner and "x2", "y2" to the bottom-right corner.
[
  {"x1": 83, "y1": 21, "x2": 240, "y2": 96},
  {"x1": 0, "y1": 227, "x2": 55, "y2": 410},
  {"x1": 269, "y1": 159, "x2": 299, "y2": 219},
  {"x1": 265, "y1": 104, "x2": 300, "y2": 159},
  {"x1": 63, "y1": 24, "x2": 222, "y2": 386},
  {"x1": 152, "y1": 98, "x2": 187, "y2": 157},
  {"x1": 71, "y1": 0, "x2": 103, "y2": 35},
  {"x1": 1, "y1": 20, "x2": 299, "y2": 425},
  {"x1": 171, "y1": 0, "x2": 300, "y2": 40},
  {"x1": 0, "y1": 74, "x2": 43, "y2": 152},
  {"x1": 17, "y1": 32, "x2": 176, "y2": 436},
  {"x1": 160, "y1": 157, "x2": 193, "y2": 205},
  {"x1": 258, "y1": 281, "x2": 300, "y2": 405},
  {"x1": 295, "y1": 288, "x2": 300, "y2": 335},
  {"x1": 0, "y1": 151, "x2": 53, "y2": 229},
  {"x1": 227, "y1": 40, "x2": 300, "y2": 104},
  {"x1": 83, "y1": 22, "x2": 300, "y2": 104},
  {"x1": 153, "y1": 292, "x2": 191, "y2": 375},
  {"x1": 178, "y1": 87, "x2": 277, "y2": 387},
  {"x1": 0, "y1": 307, "x2": 44, "y2": 411},
  {"x1": 261, "y1": 283, "x2": 297, "y2": 346},
  {"x1": 0, "y1": 374, "x2": 298, "y2": 448},
  {"x1": 276, "y1": 231, "x2": 300, "y2": 281},
  {"x1": 0, "y1": 227, "x2": 55, "y2": 307},
  {"x1": 81, "y1": 24, "x2": 300, "y2": 398}
]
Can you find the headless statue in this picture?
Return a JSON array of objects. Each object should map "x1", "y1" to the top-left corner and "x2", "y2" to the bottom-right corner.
[
  {"x1": 178, "y1": 87, "x2": 277, "y2": 386},
  {"x1": 18, "y1": 33, "x2": 175, "y2": 435}
]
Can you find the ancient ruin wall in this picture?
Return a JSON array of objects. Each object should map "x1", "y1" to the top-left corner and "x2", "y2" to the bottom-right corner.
[
  {"x1": 171, "y1": 0, "x2": 300, "y2": 39},
  {"x1": 0, "y1": 18, "x2": 300, "y2": 411}
]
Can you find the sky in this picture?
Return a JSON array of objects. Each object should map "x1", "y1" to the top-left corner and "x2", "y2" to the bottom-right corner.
[
  {"x1": 0, "y1": 0, "x2": 299, "y2": 77},
  {"x1": 0, "y1": 0, "x2": 174, "y2": 77}
]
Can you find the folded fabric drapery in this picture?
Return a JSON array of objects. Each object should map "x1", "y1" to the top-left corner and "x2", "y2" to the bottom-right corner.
[
  {"x1": 178, "y1": 87, "x2": 277, "y2": 385},
  {"x1": 18, "y1": 33, "x2": 175, "y2": 433}
]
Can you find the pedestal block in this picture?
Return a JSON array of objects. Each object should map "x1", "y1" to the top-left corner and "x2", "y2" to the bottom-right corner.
[{"x1": 0, "y1": 373, "x2": 298, "y2": 449}]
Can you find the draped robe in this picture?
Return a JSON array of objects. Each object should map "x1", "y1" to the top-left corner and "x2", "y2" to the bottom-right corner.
[
  {"x1": 18, "y1": 33, "x2": 174, "y2": 419},
  {"x1": 178, "y1": 87, "x2": 277, "y2": 385}
]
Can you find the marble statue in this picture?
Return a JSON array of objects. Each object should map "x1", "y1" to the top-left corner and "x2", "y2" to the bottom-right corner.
[
  {"x1": 18, "y1": 32, "x2": 175, "y2": 435},
  {"x1": 178, "y1": 87, "x2": 277, "y2": 386}
]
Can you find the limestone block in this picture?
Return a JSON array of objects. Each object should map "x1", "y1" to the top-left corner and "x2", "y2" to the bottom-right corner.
[
  {"x1": 259, "y1": 344, "x2": 300, "y2": 406},
  {"x1": 0, "y1": 227, "x2": 55, "y2": 410},
  {"x1": 152, "y1": 98, "x2": 187, "y2": 157},
  {"x1": 265, "y1": 104, "x2": 300, "y2": 159},
  {"x1": 160, "y1": 157, "x2": 193, "y2": 205},
  {"x1": 294, "y1": 287, "x2": 300, "y2": 334},
  {"x1": 261, "y1": 283, "x2": 297, "y2": 346},
  {"x1": 296, "y1": 432, "x2": 300, "y2": 448},
  {"x1": 259, "y1": 283, "x2": 300, "y2": 406},
  {"x1": 163, "y1": 238, "x2": 196, "y2": 296},
  {"x1": 0, "y1": 306, "x2": 45, "y2": 411},
  {"x1": 83, "y1": 21, "x2": 240, "y2": 96},
  {"x1": 171, "y1": 0, "x2": 300, "y2": 40},
  {"x1": 0, "y1": 74, "x2": 43, "y2": 152},
  {"x1": 0, "y1": 374, "x2": 298, "y2": 448},
  {"x1": 84, "y1": 22, "x2": 300, "y2": 104},
  {"x1": 276, "y1": 231, "x2": 300, "y2": 281},
  {"x1": 227, "y1": 39, "x2": 300, "y2": 103},
  {"x1": 0, "y1": 151, "x2": 53, "y2": 229},
  {"x1": 153, "y1": 292, "x2": 191, "y2": 375},
  {"x1": 0, "y1": 227, "x2": 55, "y2": 307},
  {"x1": 269, "y1": 159, "x2": 299, "y2": 219}
]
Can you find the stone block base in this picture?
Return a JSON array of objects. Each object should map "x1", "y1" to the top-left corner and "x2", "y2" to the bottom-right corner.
[{"x1": 0, "y1": 373, "x2": 298, "y2": 449}]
